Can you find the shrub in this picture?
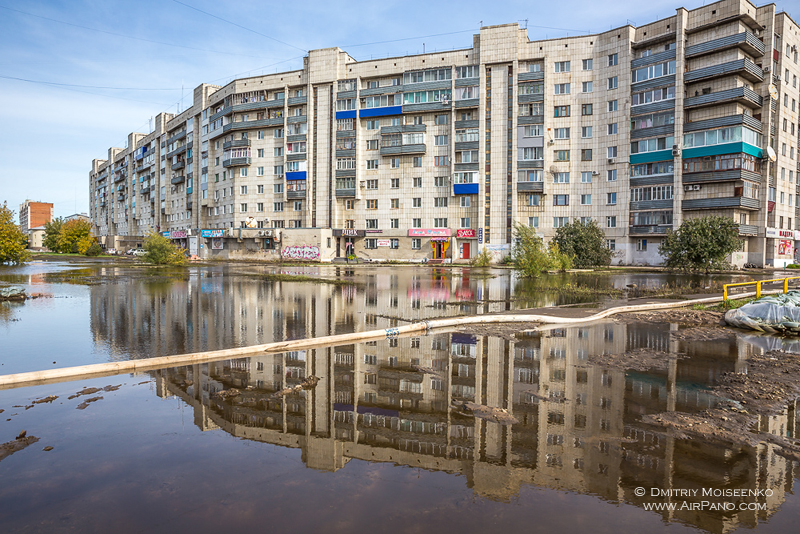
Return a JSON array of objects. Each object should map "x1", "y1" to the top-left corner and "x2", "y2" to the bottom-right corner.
[
  {"x1": 0, "y1": 203, "x2": 30, "y2": 265},
  {"x1": 659, "y1": 216, "x2": 741, "y2": 273},
  {"x1": 511, "y1": 223, "x2": 571, "y2": 277},
  {"x1": 142, "y1": 232, "x2": 187, "y2": 265},
  {"x1": 470, "y1": 248, "x2": 493, "y2": 267},
  {"x1": 551, "y1": 220, "x2": 612, "y2": 268}
]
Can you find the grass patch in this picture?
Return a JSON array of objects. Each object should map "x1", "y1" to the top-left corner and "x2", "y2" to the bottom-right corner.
[{"x1": 691, "y1": 297, "x2": 752, "y2": 312}]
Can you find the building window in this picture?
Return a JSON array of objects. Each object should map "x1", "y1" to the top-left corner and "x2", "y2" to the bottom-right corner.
[
  {"x1": 554, "y1": 83, "x2": 570, "y2": 95},
  {"x1": 582, "y1": 58, "x2": 593, "y2": 70},
  {"x1": 607, "y1": 216, "x2": 616, "y2": 228},
  {"x1": 366, "y1": 159, "x2": 379, "y2": 169},
  {"x1": 607, "y1": 76, "x2": 618, "y2": 89},
  {"x1": 391, "y1": 218, "x2": 399, "y2": 228},
  {"x1": 554, "y1": 150, "x2": 570, "y2": 161},
  {"x1": 412, "y1": 197, "x2": 422, "y2": 208},
  {"x1": 433, "y1": 218, "x2": 448, "y2": 227},
  {"x1": 608, "y1": 100, "x2": 618, "y2": 112},
  {"x1": 607, "y1": 169, "x2": 617, "y2": 181},
  {"x1": 607, "y1": 192, "x2": 617, "y2": 205},
  {"x1": 554, "y1": 216, "x2": 569, "y2": 228},
  {"x1": 607, "y1": 146, "x2": 618, "y2": 158},
  {"x1": 637, "y1": 239, "x2": 647, "y2": 251},
  {"x1": 554, "y1": 61, "x2": 570, "y2": 73},
  {"x1": 554, "y1": 105, "x2": 570, "y2": 117},
  {"x1": 365, "y1": 238, "x2": 377, "y2": 249},
  {"x1": 412, "y1": 238, "x2": 421, "y2": 249},
  {"x1": 366, "y1": 219, "x2": 378, "y2": 229},
  {"x1": 412, "y1": 218, "x2": 421, "y2": 228},
  {"x1": 554, "y1": 194, "x2": 569, "y2": 206},
  {"x1": 607, "y1": 123, "x2": 617, "y2": 135},
  {"x1": 366, "y1": 120, "x2": 379, "y2": 130},
  {"x1": 581, "y1": 126, "x2": 593, "y2": 138},
  {"x1": 581, "y1": 149, "x2": 592, "y2": 161},
  {"x1": 553, "y1": 172, "x2": 569, "y2": 183},
  {"x1": 529, "y1": 216, "x2": 539, "y2": 228},
  {"x1": 608, "y1": 53, "x2": 618, "y2": 66},
  {"x1": 581, "y1": 172, "x2": 592, "y2": 183},
  {"x1": 366, "y1": 199, "x2": 378, "y2": 209},
  {"x1": 580, "y1": 194, "x2": 591, "y2": 205},
  {"x1": 434, "y1": 156, "x2": 448, "y2": 166},
  {"x1": 390, "y1": 198, "x2": 399, "y2": 209},
  {"x1": 527, "y1": 194, "x2": 540, "y2": 206},
  {"x1": 413, "y1": 157, "x2": 422, "y2": 167},
  {"x1": 582, "y1": 81, "x2": 593, "y2": 93},
  {"x1": 413, "y1": 177, "x2": 422, "y2": 188},
  {"x1": 581, "y1": 104, "x2": 592, "y2": 116}
]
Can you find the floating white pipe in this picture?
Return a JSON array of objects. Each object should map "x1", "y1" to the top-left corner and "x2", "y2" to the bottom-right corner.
[{"x1": 0, "y1": 289, "x2": 770, "y2": 390}]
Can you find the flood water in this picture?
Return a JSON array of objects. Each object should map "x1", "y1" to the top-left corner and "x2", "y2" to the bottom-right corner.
[{"x1": 1, "y1": 260, "x2": 798, "y2": 533}]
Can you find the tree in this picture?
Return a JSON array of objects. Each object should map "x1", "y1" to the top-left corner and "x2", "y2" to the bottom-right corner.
[
  {"x1": 511, "y1": 223, "x2": 572, "y2": 277},
  {"x1": 552, "y1": 220, "x2": 613, "y2": 268},
  {"x1": 142, "y1": 232, "x2": 187, "y2": 265},
  {"x1": 0, "y1": 203, "x2": 30, "y2": 265},
  {"x1": 659, "y1": 215, "x2": 741, "y2": 272},
  {"x1": 58, "y1": 219, "x2": 92, "y2": 253},
  {"x1": 43, "y1": 217, "x2": 63, "y2": 252}
]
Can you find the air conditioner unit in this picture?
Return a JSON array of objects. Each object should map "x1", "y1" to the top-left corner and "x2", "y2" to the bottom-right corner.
[
  {"x1": 672, "y1": 149, "x2": 681, "y2": 156},
  {"x1": 763, "y1": 66, "x2": 771, "y2": 74},
  {"x1": 684, "y1": 185, "x2": 694, "y2": 192},
  {"x1": 776, "y1": 75, "x2": 782, "y2": 82},
  {"x1": 607, "y1": 158, "x2": 616, "y2": 164},
  {"x1": 360, "y1": 181, "x2": 366, "y2": 188},
  {"x1": 693, "y1": 184, "x2": 702, "y2": 191},
  {"x1": 592, "y1": 171, "x2": 600, "y2": 176}
]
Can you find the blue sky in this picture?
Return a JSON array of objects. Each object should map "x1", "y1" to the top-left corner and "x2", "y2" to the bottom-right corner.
[{"x1": 1, "y1": 0, "x2": 797, "y2": 221}]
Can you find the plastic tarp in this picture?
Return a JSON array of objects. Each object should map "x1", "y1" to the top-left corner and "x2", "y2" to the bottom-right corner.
[{"x1": 725, "y1": 291, "x2": 800, "y2": 334}]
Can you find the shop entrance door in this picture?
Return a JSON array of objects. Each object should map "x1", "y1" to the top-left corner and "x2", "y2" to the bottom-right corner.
[{"x1": 461, "y1": 242, "x2": 470, "y2": 259}]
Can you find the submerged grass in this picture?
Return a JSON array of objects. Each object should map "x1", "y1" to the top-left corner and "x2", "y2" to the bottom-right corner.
[{"x1": 259, "y1": 273, "x2": 362, "y2": 286}]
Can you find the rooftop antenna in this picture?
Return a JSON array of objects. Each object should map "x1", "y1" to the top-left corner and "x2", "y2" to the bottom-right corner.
[{"x1": 423, "y1": 43, "x2": 425, "y2": 53}]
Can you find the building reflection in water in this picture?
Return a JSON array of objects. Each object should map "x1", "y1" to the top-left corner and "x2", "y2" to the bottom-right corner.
[{"x1": 153, "y1": 321, "x2": 798, "y2": 534}]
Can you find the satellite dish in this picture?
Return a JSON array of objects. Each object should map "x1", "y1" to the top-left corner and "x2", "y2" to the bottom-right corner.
[
  {"x1": 549, "y1": 165, "x2": 560, "y2": 175},
  {"x1": 767, "y1": 146, "x2": 777, "y2": 162},
  {"x1": 769, "y1": 84, "x2": 779, "y2": 101},
  {"x1": 245, "y1": 216, "x2": 257, "y2": 228}
]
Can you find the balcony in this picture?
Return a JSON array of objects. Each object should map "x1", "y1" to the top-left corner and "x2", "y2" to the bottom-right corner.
[
  {"x1": 630, "y1": 199, "x2": 673, "y2": 210},
  {"x1": 222, "y1": 117, "x2": 284, "y2": 133},
  {"x1": 379, "y1": 143, "x2": 426, "y2": 156},
  {"x1": 517, "y1": 181, "x2": 544, "y2": 193},
  {"x1": 684, "y1": 87, "x2": 762, "y2": 110},
  {"x1": 518, "y1": 115, "x2": 544, "y2": 125},
  {"x1": 186, "y1": 201, "x2": 193, "y2": 211},
  {"x1": 171, "y1": 160, "x2": 186, "y2": 171},
  {"x1": 166, "y1": 130, "x2": 187, "y2": 145},
  {"x1": 335, "y1": 188, "x2": 356, "y2": 198},
  {"x1": 453, "y1": 183, "x2": 479, "y2": 195},
  {"x1": 222, "y1": 157, "x2": 251, "y2": 167},
  {"x1": 223, "y1": 139, "x2": 251, "y2": 149},
  {"x1": 685, "y1": 31, "x2": 765, "y2": 59},
  {"x1": 684, "y1": 58, "x2": 764, "y2": 84},
  {"x1": 682, "y1": 196, "x2": 760, "y2": 210},
  {"x1": 288, "y1": 95, "x2": 307, "y2": 106},
  {"x1": 171, "y1": 176, "x2": 185, "y2": 185},
  {"x1": 683, "y1": 169, "x2": 762, "y2": 184},
  {"x1": 630, "y1": 225, "x2": 671, "y2": 234},
  {"x1": 166, "y1": 144, "x2": 187, "y2": 159},
  {"x1": 287, "y1": 190, "x2": 306, "y2": 199},
  {"x1": 738, "y1": 224, "x2": 759, "y2": 236},
  {"x1": 209, "y1": 106, "x2": 233, "y2": 122}
]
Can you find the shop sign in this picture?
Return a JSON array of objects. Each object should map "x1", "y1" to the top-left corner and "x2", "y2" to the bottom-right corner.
[
  {"x1": 478, "y1": 228, "x2": 483, "y2": 244},
  {"x1": 766, "y1": 228, "x2": 794, "y2": 239},
  {"x1": 333, "y1": 229, "x2": 365, "y2": 237},
  {"x1": 408, "y1": 228, "x2": 451, "y2": 237},
  {"x1": 779, "y1": 240, "x2": 793, "y2": 255},
  {"x1": 201, "y1": 229, "x2": 224, "y2": 238},
  {"x1": 169, "y1": 230, "x2": 188, "y2": 239},
  {"x1": 211, "y1": 238, "x2": 224, "y2": 250},
  {"x1": 456, "y1": 229, "x2": 475, "y2": 238},
  {"x1": 377, "y1": 239, "x2": 391, "y2": 247},
  {"x1": 431, "y1": 237, "x2": 450, "y2": 242}
]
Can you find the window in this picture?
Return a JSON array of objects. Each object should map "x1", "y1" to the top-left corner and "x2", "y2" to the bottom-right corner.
[
  {"x1": 434, "y1": 135, "x2": 448, "y2": 146},
  {"x1": 273, "y1": 202, "x2": 284, "y2": 212},
  {"x1": 240, "y1": 168, "x2": 248, "y2": 177},
  {"x1": 607, "y1": 146, "x2": 618, "y2": 158},
  {"x1": 631, "y1": 86, "x2": 675, "y2": 106},
  {"x1": 527, "y1": 194, "x2": 540, "y2": 206},
  {"x1": 608, "y1": 100, "x2": 618, "y2": 112},
  {"x1": 240, "y1": 185, "x2": 248, "y2": 194},
  {"x1": 391, "y1": 218, "x2": 399, "y2": 228},
  {"x1": 554, "y1": 83, "x2": 570, "y2": 95},
  {"x1": 433, "y1": 218, "x2": 448, "y2": 227},
  {"x1": 366, "y1": 139, "x2": 378, "y2": 150},
  {"x1": 581, "y1": 149, "x2": 592, "y2": 161},
  {"x1": 607, "y1": 216, "x2": 616, "y2": 228},
  {"x1": 434, "y1": 197, "x2": 448, "y2": 207},
  {"x1": 366, "y1": 179, "x2": 378, "y2": 189},
  {"x1": 412, "y1": 238, "x2": 421, "y2": 249},
  {"x1": 581, "y1": 126, "x2": 593, "y2": 138},
  {"x1": 554, "y1": 128, "x2": 570, "y2": 139},
  {"x1": 274, "y1": 184, "x2": 283, "y2": 193},
  {"x1": 554, "y1": 216, "x2": 569, "y2": 228},
  {"x1": 554, "y1": 194, "x2": 569, "y2": 206},
  {"x1": 554, "y1": 105, "x2": 570, "y2": 117},
  {"x1": 366, "y1": 120, "x2": 379, "y2": 130},
  {"x1": 257, "y1": 184, "x2": 264, "y2": 194},
  {"x1": 607, "y1": 123, "x2": 618, "y2": 135},
  {"x1": 522, "y1": 147, "x2": 543, "y2": 160},
  {"x1": 607, "y1": 192, "x2": 617, "y2": 205},
  {"x1": 608, "y1": 53, "x2": 618, "y2": 66},
  {"x1": 434, "y1": 176, "x2": 448, "y2": 187},
  {"x1": 413, "y1": 157, "x2": 422, "y2": 167},
  {"x1": 274, "y1": 147, "x2": 283, "y2": 157},
  {"x1": 240, "y1": 203, "x2": 248, "y2": 212},
  {"x1": 580, "y1": 194, "x2": 591, "y2": 205},
  {"x1": 413, "y1": 177, "x2": 422, "y2": 188},
  {"x1": 390, "y1": 158, "x2": 400, "y2": 168},
  {"x1": 581, "y1": 104, "x2": 592, "y2": 116},
  {"x1": 636, "y1": 239, "x2": 647, "y2": 252},
  {"x1": 554, "y1": 150, "x2": 570, "y2": 161},
  {"x1": 607, "y1": 169, "x2": 617, "y2": 181},
  {"x1": 435, "y1": 114, "x2": 449, "y2": 125},
  {"x1": 582, "y1": 81, "x2": 593, "y2": 93},
  {"x1": 274, "y1": 128, "x2": 284, "y2": 138},
  {"x1": 365, "y1": 238, "x2": 377, "y2": 249},
  {"x1": 553, "y1": 172, "x2": 569, "y2": 183},
  {"x1": 582, "y1": 58, "x2": 593, "y2": 70},
  {"x1": 607, "y1": 76, "x2": 618, "y2": 89},
  {"x1": 345, "y1": 199, "x2": 355, "y2": 210},
  {"x1": 294, "y1": 201, "x2": 302, "y2": 211},
  {"x1": 257, "y1": 167, "x2": 264, "y2": 176},
  {"x1": 460, "y1": 217, "x2": 471, "y2": 228},
  {"x1": 412, "y1": 197, "x2": 422, "y2": 208},
  {"x1": 460, "y1": 196, "x2": 471, "y2": 207},
  {"x1": 366, "y1": 199, "x2": 378, "y2": 209},
  {"x1": 391, "y1": 178, "x2": 400, "y2": 188},
  {"x1": 366, "y1": 159, "x2": 379, "y2": 170},
  {"x1": 528, "y1": 216, "x2": 539, "y2": 228},
  {"x1": 581, "y1": 172, "x2": 592, "y2": 183},
  {"x1": 365, "y1": 219, "x2": 378, "y2": 229},
  {"x1": 274, "y1": 165, "x2": 284, "y2": 176},
  {"x1": 554, "y1": 61, "x2": 570, "y2": 72},
  {"x1": 434, "y1": 156, "x2": 448, "y2": 166}
]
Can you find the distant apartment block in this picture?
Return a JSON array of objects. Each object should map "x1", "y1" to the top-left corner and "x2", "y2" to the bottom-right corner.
[
  {"x1": 19, "y1": 200, "x2": 53, "y2": 234},
  {"x1": 90, "y1": 0, "x2": 800, "y2": 266}
]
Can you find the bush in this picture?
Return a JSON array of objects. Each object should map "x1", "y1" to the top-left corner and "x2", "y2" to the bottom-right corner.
[
  {"x1": 142, "y1": 232, "x2": 187, "y2": 265},
  {"x1": 470, "y1": 248, "x2": 493, "y2": 267},
  {"x1": 85, "y1": 243, "x2": 102, "y2": 256},
  {"x1": 59, "y1": 219, "x2": 93, "y2": 253},
  {"x1": 659, "y1": 216, "x2": 741, "y2": 273},
  {"x1": 0, "y1": 203, "x2": 30, "y2": 265},
  {"x1": 551, "y1": 220, "x2": 613, "y2": 268},
  {"x1": 511, "y1": 223, "x2": 572, "y2": 277},
  {"x1": 43, "y1": 218, "x2": 63, "y2": 252}
]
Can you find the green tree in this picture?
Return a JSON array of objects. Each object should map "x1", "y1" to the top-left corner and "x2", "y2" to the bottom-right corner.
[
  {"x1": 43, "y1": 217, "x2": 63, "y2": 252},
  {"x1": 552, "y1": 220, "x2": 613, "y2": 268},
  {"x1": 659, "y1": 215, "x2": 741, "y2": 273},
  {"x1": 142, "y1": 232, "x2": 187, "y2": 266},
  {"x1": 58, "y1": 219, "x2": 92, "y2": 253},
  {"x1": 0, "y1": 202, "x2": 30, "y2": 265},
  {"x1": 511, "y1": 223, "x2": 572, "y2": 277}
]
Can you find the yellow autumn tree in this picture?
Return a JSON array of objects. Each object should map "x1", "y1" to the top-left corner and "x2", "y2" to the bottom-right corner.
[
  {"x1": 0, "y1": 202, "x2": 30, "y2": 265},
  {"x1": 58, "y1": 219, "x2": 92, "y2": 253}
]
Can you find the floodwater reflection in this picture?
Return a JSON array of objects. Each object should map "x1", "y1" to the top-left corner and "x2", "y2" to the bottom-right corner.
[{"x1": 156, "y1": 321, "x2": 796, "y2": 534}]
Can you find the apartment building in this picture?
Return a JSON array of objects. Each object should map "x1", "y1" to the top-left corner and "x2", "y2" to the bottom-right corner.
[
  {"x1": 90, "y1": 0, "x2": 800, "y2": 266},
  {"x1": 18, "y1": 199, "x2": 53, "y2": 234}
]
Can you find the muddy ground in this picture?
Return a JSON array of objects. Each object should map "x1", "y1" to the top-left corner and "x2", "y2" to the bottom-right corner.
[{"x1": 596, "y1": 308, "x2": 800, "y2": 461}]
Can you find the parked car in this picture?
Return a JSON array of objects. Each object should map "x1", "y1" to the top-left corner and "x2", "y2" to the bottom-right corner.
[
  {"x1": 132, "y1": 249, "x2": 146, "y2": 257},
  {"x1": 106, "y1": 248, "x2": 117, "y2": 255}
]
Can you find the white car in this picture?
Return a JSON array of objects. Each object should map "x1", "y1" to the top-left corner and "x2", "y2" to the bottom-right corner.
[
  {"x1": 106, "y1": 248, "x2": 117, "y2": 255},
  {"x1": 133, "y1": 249, "x2": 146, "y2": 257}
]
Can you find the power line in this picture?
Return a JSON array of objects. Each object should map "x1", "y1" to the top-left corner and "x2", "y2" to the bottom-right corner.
[
  {"x1": 172, "y1": 0, "x2": 307, "y2": 53},
  {"x1": 0, "y1": 74, "x2": 182, "y2": 91},
  {"x1": 0, "y1": 4, "x2": 276, "y2": 59}
]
